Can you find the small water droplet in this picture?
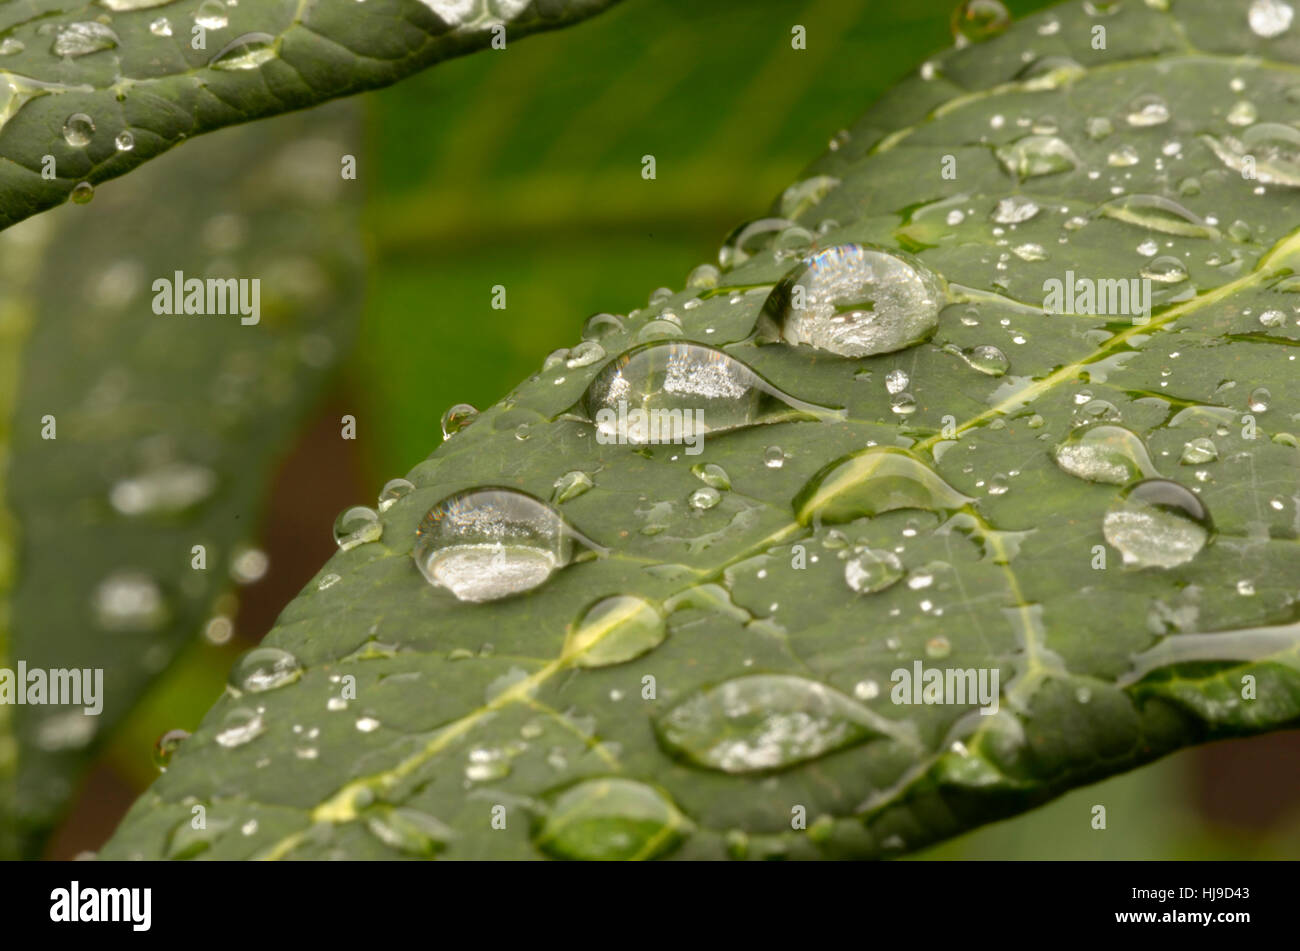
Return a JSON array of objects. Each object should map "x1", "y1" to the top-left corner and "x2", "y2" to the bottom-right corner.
[
  {"x1": 114, "y1": 130, "x2": 135, "y2": 151},
  {"x1": 1249, "y1": 0, "x2": 1294, "y2": 38},
  {"x1": 565, "y1": 595, "x2": 667, "y2": 668},
  {"x1": 1248, "y1": 387, "x2": 1271, "y2": 412},
  {"x1": 1141, "y1": 255, "x2": 1188, "y2": 283},
  {"x1": 534, "y1": 778, "x2": 690, "y2": 860},
  {"x1": 333, "y1": 505, "x2": 382, "y2": 550},
  {"x1": 195, "y1": 0, "x2": 229, "y2": 29},
  {"x1": 582, "y1": 313, "x2": 624, "y2": 340},
  {"x1": 53, "y1": 22, "x2": 119, "y2": 58},
  {"x1": 366, "y1": 807, "x2": 451, "y2": 857},
  {"x1": 440, "y1": 402, "x2": 478, "y2": 439},
  {"x1": 844, "y1": 548, "x2": 904, "y2": 594},
  {"x1": 566, "y1": 340, "x2": 606, "y2": 368},
  {"x1": 229, "y1": 647, "x2": 302, "y2": 693},
  {"x1": 152, "y1": 729, "x2": 190, "y2": 770},
  {"x1": 718, "y1": 217, "x2": 797, "y2": 269},
  {"x1": 690, "y1": 462, "x2": 731, "y2": 490},
  {"x1": 70, "y1": 182, "x2": 95, "y2": 204},
  {"x1": 1126, "y1": 93, "x2": 1171, "y2": 127},
  {"x1": 1053, "y1": 425, "x2": 1160, "y2": 485},
  {"x1": 209, "y1": 32, "x2": 277, "y2": 70},
  {"x1": 996, "y1": 135, "x2": 1079, "y2": 180},
  {"x1": 377, "y1": 477, "x2": 414, "y2": 512},
  {"x1": 1104, "y1": 479, "x2": 1212, "y2": 568},
  {"x1": 62, "y1": 113, "x2": 95, "y2": 148},
  {"x1": 1180, "y1": 437, "x2": 1218, "y2": 465},
  {"x1": 150, "y1": 17, "x2": 173, "y2": 37},
  {"x1": 950, "y1": 0, "x2": 1011, "y2": 46},
  {"x1": 216, "y1": 707, "x2": 265, "y2": 748},
  {"x1": 689, "y1": 487, "x2": 721, "y2": 510},
  {"x1": 764, "y1": 446, "x2": 785, "y2": 468}
]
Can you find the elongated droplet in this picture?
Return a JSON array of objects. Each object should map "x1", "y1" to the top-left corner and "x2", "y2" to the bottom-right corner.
[
  {"x1": 1203, "y1": 123, "x2": 1300, "y2": 187},
  {"x1": 53, "y1": 22, "x2": 119, "y2": 57},
  {"x1": 229, "y1": 647, "x2": 302, "y2": 693},
  {"x1": 718, "y1": 217, "x2": 797, "y2": 269},
  {"x1": 440, "y1": 403, "x2": 478, "y2": 439},
  {"x1": 366, "y1": 808, "x2": 452, "y2": 857},
  {"x1": 955, "y1": 344, "x2": 1010, "y2": 376},
  {"x1": 691, "y1": 462, "x2": 731, "y2": 490},
  {"x1": 209, "y1": 32, "x2": 277, "y2": 70},
  {"x1": 1097, "y1": 194, "x2": 1219, "y2": 238},
  {"x1": 377, "y1": 477, "x2": 414, "y2": 512},
  {"x1": 534, "y1": 778, "x2": 690, "y2": 861},
  {"x1": 655, "y1": 675, "x2": 909, "y2": 773},
  {"x1": 844, "y1": 548, "x2": 904, "y2": 594},
  {"x1": 794, "y1": 447, "x2": 974, "y2": 525},
  {"x1": 1052, "y1": 425, "x2": 1160, "y2": 485},
  {"x1": 582, "y1": 313, "x2": 624, "y2": 340},
  {"x1": 996, "y1": 135, "x2": 1079, "y2": 180},
  {"x1": 552, "y1": 470, "x2": 593, "y2": 503},
  {"x1": 413, "y1": 488, "x2": 602, "y2": 602},
  {"x1": 582, "y1": 341, "x2": 840, "y2": 444},
  {"x1": 152, "y1": 729, "x2": 190, "y2": 770},
  {"x1": 564, "y1": 595, "x2": 666, "y2": 668},
  {"x1": 1103, "y1": 479, "x2": 1212, "y2": 568},
  {"x1": 760, "y1": 244, "x2": 946, "y2": 358},
  {"x1": 333, "y1": 505, "x2": 382, "y2": 550}
]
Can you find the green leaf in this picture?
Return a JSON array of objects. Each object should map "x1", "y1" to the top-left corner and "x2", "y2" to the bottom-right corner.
[
  {"x1": 0, "y1": 100, "x2": 363, "y2": 858},
  {"x1": 0, "y1": 0, "x2": 620, "y2": 231},
  {"x1": 103, "y1": 0, "x2": 1300, "y2": 860}
]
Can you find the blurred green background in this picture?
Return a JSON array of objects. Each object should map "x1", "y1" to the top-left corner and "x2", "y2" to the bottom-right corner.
[{"x1": 50, "y1": 0, "x2": 1300, "y2": 858}]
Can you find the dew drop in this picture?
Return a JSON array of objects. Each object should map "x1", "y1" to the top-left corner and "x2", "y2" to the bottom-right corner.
[
  {"x1": 534, "y1": 778, "x2": 690, "y2": 861},
  {"x1": 1141, "y1": 255, "x2": 1188, "y2": 283},
  {"x1": 209, "y1": 32, "x2": 277, "y2": 70},
  {"x1": 1103, "y1": 479, "x2": 1212, "y2": 568},
  {"x1": 950, "y1": 0, "x2": 1011, "y2": 46},
  {"x1": 377, "y1": 477, "x2": 414, "y2": 512},
  {"x1": 690, "y1": 462, "x2": 731, "y2": 490},
  {"x1": 582, "y1": 313, "x2": 624, "y2": 340},
  {"x1": 1249, "y1": 0, "x2": 1294, "y2": 37},
  {"x1": 992, "y1": 196, "x2": 1041, "y2": 224},
  {"x1": 62, "y1": 113, "x2": 95, "y2": 148},
  {"x1": 229, "y1": 647, "x2": 302, "y2": 693},
  {"x1": 1180, "y1": 437, "x2": 1218, "y2": 465},
  {"x1": 794, "y1": 447, "x2": 974, "y2": 525},
  {"x1": 215, "y1": 707, "x2": 265, "y2": 748},
  {"x1": 366, "y1": 808, "x2": 451, "y2": 857},
  {"x1": 1126, "y1": 94, "x2": 1171, "y2": 127},
  {"x1": 195, "y1": 0, "x2": 229, "y2": 29},
  {"x1": 333, "y1": 505, "x2": 382, "y2": 550},
  {"x1": 150, "y1": 17, "x2": 173, "y2": 36},
  {"x1": 1098, "y1": 194, "x2": 1219, "y2": 238},
  {"x1": 152, "y1": 729, "x2": 190, "y2": 770},
  {"x1": 564, "y1": 595, "x2": 666, "y2": 668},
  {"x1": 995, "y1": 135, "x2": 1079, "y2": 180},
  {"x1": 963, "y1": 344, "x2": 1010, "y2": 376},
  {"x1": 844, "y1": 548, "x2": 904, "y2": 594},
  {"x1": 565, "y1": 341, "x2": 606, "y2": 368},
  {"x1": 1052, "y1": 425, "x2": 1160, "y2": 485},
  {"x1": 764, "y1": 446, "x2": 785, "y2": 469},
  {"x1": 1203, "y1": 123, "x2": 1300, "y2": 187},
  {"x1": 440, "y1": 402, "x2": 478, "y2": 439},
  {"x1": 53, "y1": 22, "x2": 119, "y2": 58},
  {"x1": 552, "y1": 470, "x2": 593, "y2": 503},
  {"x1": 689, "y1": 487, "x2": 721, "y2": 510},
  {"x1": 718, "y1": 217, "x2": 797, "y2": 269},
  {"x1": 114, "y1": 130, "x2": 135, "y2": 152},
  {"x1": 1248, "y1": 387, "x2": 1271, "y2": 412}
]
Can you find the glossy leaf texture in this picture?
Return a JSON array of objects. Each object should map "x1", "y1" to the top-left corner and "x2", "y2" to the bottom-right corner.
[
  {"x1": 103, "y1": 0, "x2": 1300, "y2": 860},
  {"x1": 0, "y1": 100, "x2": 362, "y2": 858},
  {"x1": 0, "y1": 0, "x2": 620, "y2": 230}
]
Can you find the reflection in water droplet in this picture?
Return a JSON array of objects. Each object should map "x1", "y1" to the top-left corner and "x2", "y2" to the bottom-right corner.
[
  {"x1": 413, "y1": 488, "x2": 602, "y2": 602},
  {"x1": 377, "y1": 477, "x2": 414, "y2": 512},
  {"x1": 655, "y1": 675, "x2": 912, "y2": 773},
  {"x1": 62, "y1": 113, "x2": 95, "y2": 148},
  {"x1": 951, "y1": 0, "x2": 1011, "y2": 46},
  {"x1": 552, "y1": 470, "x2": 593, "y2": 503},
  {"x1": 70, "y1": 182, "x2": 95, "y2": 204},
  {"x1": 53, "y1": 22, "x2": 119, "y2": 57},
  {"x1": 1248, "y1": 387, "x2": 1271, "y2": 412},
  {"x1": 333, "y1": 505, "x2": 382, "y2": 550},
  {"x1": 229, "y1": 647, "x2": 302, "y2": 693},
  {"x1": 110, "y1": 462, "x2": 217, "y2": 516},
  {"x1": 534, "y1": 778, "x2": 690, "y2": 860},
  {"x1": 795, "y1": 447, "x2": 974, "y2": 525},
  {"x1": 582, "y1": 342, "x2": 840, "y2": 443},
  {"x1": 152, "y1": 729, "x2": 190, "y2": 770},
  {"x1": 1052, "y1": 425, "x2": 1160, "y2": 485},
  {"x1": 215, "y1": 707, "x2": 265, "y2": 748},
  {"x1": 689, "y1": 487, "x2": 721, "y2": 510},
  {"x1": 440, "y1": 402, "x2": 478, "y2": 439},
  {"x1": 996, "y1": 135, "x2": 1079, "y2": 180},
  {"x1": 1104, "y1": 479, "x2": 1212, "y2": 568},
  {"x1": 209, "y1": 32, "x2": 277, "y2": 70},
  {"x1": 1180, "y1": 437, "x2": 1218, "y2": 465},
  {"x1": 691, "y1": 462, "x2": 731, "y2": 490},
  {"x1": 760, "y1": 244, "x2": 946, "y2": 358},
  {"x1": 565, "y1": 595, "x2": 666, "y2": 668},
  {"x1": 844, "y1": 548, "x2": 904, "y2": 594}
]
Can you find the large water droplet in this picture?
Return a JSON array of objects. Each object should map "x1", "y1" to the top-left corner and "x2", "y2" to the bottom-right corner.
[
  {"x1": 794, "y1": 448, "x2": 974, "y2": 525},
  {"x1": 412, "y1": 488, "x2": 602, "y2": 602},
  {"x1": 564, "y1": 595, "x2": 666, "y2": 667},
  {"x1": 844, "y1": 548, "x2": 904, "y2": 594},
  {"x1": 1203, "y1": 123, "x2": 1300, "y2": 187},
  {"x1": 996, "y1": 135, "x2": 1079, "y2": 180},
  {"x1": 582, "y1": 341, "x2": 840, "y2": 443},
  {"x1": 209, "y1": 32, "x2": 277, "y2": 70},
  {"x1": 333, "y1": 505, "x2": 382, "y2": 550},
  {"x1": 53, "y1": 22, "x2": 119, "y2": 57},
  {"x1": 759, "y1": 244, "x2": 946, "y2": 358},
  {"x1": 1103, "y1": 479, "x2": 1212, "y2": 568},
  {"x1": 1097, "y1": 194, "x2": 1219, "y2": 238},
  {"x1": 1052, "y1": 425, "x2": 1160, "y2": 485},
  {"x1": 654, "y1": 675, "x2": 908, "y2": 773},
  {"x1": 533, "y1": 778, "x2": 690, "y2": 861},
  {"x1": 229, "y1": 647, "x2": 302, "y2": 693}
]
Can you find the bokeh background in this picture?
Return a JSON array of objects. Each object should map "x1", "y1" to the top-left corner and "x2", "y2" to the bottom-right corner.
[{"x1": 48, "y1": 0, "x2": 1300, "y2": 858}]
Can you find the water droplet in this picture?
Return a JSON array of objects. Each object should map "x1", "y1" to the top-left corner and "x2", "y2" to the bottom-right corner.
[
  {"x1": 152, "y1": 729, "x2": 189, "y2": 770},
  {"x1": 62, "y1": 113, "x2": 95, "y2": 148},
  {"x1": 412, "y1": 488, "x2": 602, "y2": 602},
  {"x1": 1227, "y1": 100, "x2": 1259, "y2": 127},
  {"x1": 690, "y1": 462, "x2": 731, "y2": 490},
  {"x1": 992, "y1": 196, "x2": 1041, "y2": 224},
  {"x1": 195, "y1": 0, "x2": 229, "y2": 29},
  {"x1": 1052, "y1": 425, "x2": 1160, "y2": 485},
  {"x1": 996, "y1": 135, "x2": 1079, "y2": 180},
  {"x1": 552, "y1": 470, "x2": 593, "y2": 503},
  {"x1": 962, "y1": 344, "x2": 1010, "y2": 376},
  {"x1": 0, "y1": 38, "x2": 23, "y2": 55},
  {"x1": 764, "y1": 446, "x2": 785, "y2": 469},
  {"x1": 582, "y1": 342, "x2": 840, "y2": 443},
  {"x1": 333, "y1": 505, "x2": 382, "y2": 550},
  {"x1": 689, "y1": 487, "x2": 721, "y2": 510},
  {"x1": 854, "y1": 679, "x2": 880, "y2": 701},
  {"x1": 150, "y1": 17, "x2": 173, "y2": 36},
  {"x1": 884, "y1": 369, "x2": 909, "y2": 394},
  {"x1": 1126, "y1": 94, "x2": 1171, "y2": 127},
  {"x1": 440, "y1": 402, "x2": 478, "y2": 439},
  {"x1": 566, "y1": 341, "x2": 605, "y2": 368},
  {"x1": 53, "y1": 22, "x2": 119, "y2": 58},
  {"x1": 1141, "y1": 255, "x2": 1188, "y2": 283},
  {"x1": 215, "y1": 707, "x2": 265, "y2": 748},
  {"x1": 70, "y1": 182, "x2": 95, "y2": 204},
  {"x1": 1204, "y1": 123, "x2": 1300, "y2": 187},
  {"x1": 1249, "y1": 0, "x2": 1294, "y2": 37},
  {"x1": 1248, "y1": 386, "x2": 1271, "y2": 412},
  {"x1": 582, "y1": 313, "x2": 624, "y2": 340},
  {"x1": 100, "y1": 0, "x2": 179, "y2": 9},
  {"x1": 686, "y1": 263, "x2": 720, "y2": 289},
  {"x1": 925, "y1": 636, "x2": 952, "y2": 658},
  {"x1": 890, "y1": 393, "x2": 917, "y2": 415},
  {"x1": 1259, "y1": 309, "x2": 1286, "y2": 327},
  {"x1": 1107, "y1": 144, "x2": 1140, "y2": 167},
  {"x1": 718, "y1": 217, "x2": 797, "y2": 269},
  {"x1": 1015, "y1": 55, "x2": 1084, "y2": 90},
  {"x1": 366, "y1": 807, "x2": 451, "y2": 856},
  {"x1": 534, "y1": 778, "x2": 690, "y2": 860},
  {"x1": 229, "y1": 647, "x2": 302, "y2": 693},
  {"x1": 1086, "y1": 116, "x2": 1114, "y2": 140},
  {"x1": 1136, "y1": 238, "x2": 1160, "y2": 257},
  {"x1": 1098, "y1": 194, "x2": 1219, "y2": 239},
  {"x1": 951, "y1": 0, "x2": 1011, "y2": 46},
  {"x1": 1103, "y1": 479, "x2": 1212, "y2": 568},
  {"x1": 844, "y1": 548, "x2": 904, "y2": 594},
  {"x1": 377, "y1": 477, "x2": 414, "y2": 512},
  {"x1": 655, "y1": 675, "x2": 908, "y2": 773},
  {"x1": 564, "y1": 595, "x2": 666, "y2": 668},
  {"x1": 209, "y1": 32, "x2": 277, "y2": 70},
  {"x1": 1180, "y1": 438, "x2": 1218, "y2": 465},
  {"x1": 1237, "y1": 579, "x2": 1256, "y2": 596},
  {"x1": 777, "y1": 175, "x2": 840, "y2": 218},
  {"x1": 356, "y1": 716, "x2": 380, "y2": 732},
  {"x1": 760, "y1": 244, "x2": 946, "y2": 358},
  {"x1": 318, "y1": 573, "x2": 341, "y2": 591},
  {"x1": 114, "y1": 130, "x2": 135, "y2": 152},
  {"x1": 794, "y1": 447, "x2": 974, "y2": 525},
  {"x1": 94, "y1": 571, "x2": 167, "y2": 631}
]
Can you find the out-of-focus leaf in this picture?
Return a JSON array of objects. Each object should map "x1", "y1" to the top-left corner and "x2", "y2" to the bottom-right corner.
[{"x1": 103, "y1": 0, "x2": 1300, "y2": 860}]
